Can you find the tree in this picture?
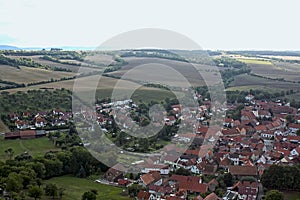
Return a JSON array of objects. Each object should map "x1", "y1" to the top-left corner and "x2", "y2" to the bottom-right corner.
[
  {"x1": 261, "y1": 165, "x2": 300, "y2": 190},
  {"x1": 265, "y1": 190, "x2": 284, "y2": 200},
  {"x1": 44, "y1": 183, "x2": 58, "y2": 199},
  {"x1": 4, "y1": 148, "x2": 14, "y2": 160},
  {"x1": 296, "y1": 129, "x2": 300, "y2": 136},
  {"x1": 223, "y1": 173, "x2": 233, "y2": 187},
  {"x1": 285, "y1": 115, "x2": 294, "y2": 123},
  {"x1": 175, "y1": 167, "x2": 191, "y2": 176},
  {"x1": 28, "y1": 186, "x2": 43, "y2": 200},
  {"x1": 58, "y1": 187, "x2": 66, "y2": 200},
  {"x1": 5, "y1": 172, "x2": 23, "y2": 193},
  {"x1": 82, "y1": 191, "x2": 97, "y2": 200},
  {"x1": 127, "y1": 184, "x2": 144, "y2": 197}
]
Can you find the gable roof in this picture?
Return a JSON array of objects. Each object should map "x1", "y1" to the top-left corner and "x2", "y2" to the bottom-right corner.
[
  {"x1": 141, "y1": 171, "x2": 161, "y2": 186},
  {"x1": 20, "y1": 130, "x2": 36, "y2": 137},
  {"x1": 137, "y1": 190, "x2": 151, "y2": 200},
  {"x1": 204, "y1": 192, "x2": 220, "y2": 200},
  {"x1": 229, "y1": 165, "x2": 257, "y2": 176}
]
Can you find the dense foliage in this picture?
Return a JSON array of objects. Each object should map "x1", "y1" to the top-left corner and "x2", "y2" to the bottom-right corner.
[
  {"x1": 0, "y1": 89, "x2": 71, "y2": 115},
  {"x1": 261, "y1": 165, "x2": 300, "y2": 190}
]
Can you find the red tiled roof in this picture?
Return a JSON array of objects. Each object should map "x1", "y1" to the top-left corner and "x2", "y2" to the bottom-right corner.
[
  {"x1": 4, "y1": 131, "x2": 20, "y2": 139},
  {"x1": 289, "y1": 123, "x2": 300, "y2": 129},
  {"x1": 222, "y1": 128, "x2": 239, "y2": 136},
  {"x1": 173, "y1": 175, "x2": 208, "y2": 193},
  {"x1": 20, "y1": 130, "x2": 35, "y2": 138},
  {"x1": 137, "y1": 190, "x2": 151, "y2": 200},
  {"x1": 229, "y1": 165, "x2": 257, "y2": 176},
  {"x1": 204, "y1": 192, "x2": 220, "y2": 200},
  {"x1": 140, "y1": 171, "x2": 161, "y2": 186}
]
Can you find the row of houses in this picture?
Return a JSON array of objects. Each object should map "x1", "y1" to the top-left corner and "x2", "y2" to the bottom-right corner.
[{"x1": 4, "y1": 130, "x2": 46, "y2": 140}]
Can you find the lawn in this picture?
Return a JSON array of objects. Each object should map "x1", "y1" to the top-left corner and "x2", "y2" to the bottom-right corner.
[
  {"x1": 0, "y1": 136, "x2": 59, "y2": 160},
  {"x1": 44, "y1": 176, "x2": 132, "y2": 200}
]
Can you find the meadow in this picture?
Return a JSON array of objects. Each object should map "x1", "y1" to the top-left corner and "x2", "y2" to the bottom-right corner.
[
  {"x1": 0, "y1": 136, "x2": 59, "y2": 161},
  {"x1": 44, "y1": 176, "x2": 132, "y2": 200}
]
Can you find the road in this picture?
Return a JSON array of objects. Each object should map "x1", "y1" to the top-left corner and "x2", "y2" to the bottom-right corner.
[{"x1": 257, "y1": 182, "x2": 264, "y2": 200}]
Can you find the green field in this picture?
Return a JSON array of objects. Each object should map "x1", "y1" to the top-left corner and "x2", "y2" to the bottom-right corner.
[
  {"x1": 0, "y1": 136, "x2": 59, "y2": 160},
  {"x1": 237, "y1": 58, "x2": 272, "y2": 65},
  {"x1": 44, "y1": 176, "x2": 132, "y2": 200}
]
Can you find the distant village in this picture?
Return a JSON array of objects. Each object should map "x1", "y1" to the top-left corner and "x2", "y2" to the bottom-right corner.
[
  {"x1": 3, "y1": 92, "x2": 300, "y2": 200},
  {"x1": 87, "y1": 93, "x2": 300, "y2": 200},
  {"x1": 3, "y1": 109, "x2": 72, "y2": 139}
]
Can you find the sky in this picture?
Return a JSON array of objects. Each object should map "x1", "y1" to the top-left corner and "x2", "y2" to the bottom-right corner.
[{"x1": 0, "y1": 0, "x2": 300, "y2": 50}]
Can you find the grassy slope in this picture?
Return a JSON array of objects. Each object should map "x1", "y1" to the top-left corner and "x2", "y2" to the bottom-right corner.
[
  {"x1": 0, "y1": 136, "x2": 59, "y2": 161},
  {"x1": 44, "y1": 176, "x2": 132, "y2": 200},
  {"x1": 0, "y1": 119, "x2": 9, "y2": 133}
]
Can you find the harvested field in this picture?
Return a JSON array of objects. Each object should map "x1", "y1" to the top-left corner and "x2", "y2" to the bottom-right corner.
[
  {"x1": 0, "y1": 65, "x2": 76, "y2": 84},
  {"x1": 230, "y1": 74, "x2": 300, "y2": 91}
]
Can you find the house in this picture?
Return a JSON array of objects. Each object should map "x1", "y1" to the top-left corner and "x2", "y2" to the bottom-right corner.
[
  {"x1": 223, "y1": 118, "x2": 234, "y2": 128},
  {"x1": 140, "y1": 171, "x2": 162, "y2": 187},
  {"x1": 287, "y1": 136, "x2": 300, "y2": 143},
  {"x1": 9, "y1": 113, "x2": 19, "y2": 121},
  {"x1": 118, "y1": 179, "x2": 131, "y2": 187},
  {"x1": 245, "y1": 94, "x2": 254, "y2": 101},
  {"x1": 228, "y1": 165, "x2": 257, "y2": 177},
  {"x1": 103, "y1": 164, "x2": 125, "y2": 182},
  {"x1": 4, "y1": 131, "x2": 20, "y2": 140},
  {"x1": 20, "y1": 130, "x2": 36, "y2": 139},
  {"x1": 229, "y1": 153, "x2": 240, "y2": 165},
  {"x1": 219, "y1": 157, "x2": 232, "y2": 170},
  {"x1": 191, "y1": 164, "x2": 203, "y2": 174},
  {"x1": 35, "y1": 117, "x2": 47, "y2": 128},
  {"x1": 231, "y1": 181, "x2": 258, "y2": 200},
  {"x1": 221, "y1": 128, "x2": 240, "y2": 137},
  {"x1": 208, "y1": 179, "x2": 219, "y2": 192},
  {"x1": 261, "y1": 130, "x2": 275, "y2": 139},
  {"x1": 222, "y1": 190, "x2": 238, "y2": 200},
  {"x1": 170, "y1": 175, "x2": 208, "y2": 194},
  {"x1": 204, "y1": 192, "x2": 221, "y2": 200},
  {"x1": 148, "y1": 185, "x2": 172, "y2": 197},
  {"x1": 202, "y1": 164, "x2": 218, "y2": 176},
  {"x1": 137, "y1": 190, "x2": 155, "y2": 200},
  {"x1": 255, "y1": 125, "x2": 267, "y2": 133},
  {"x1": 35, "y1": 130, "x2": 46, "y2": 137},
  {"x1": 15, "y1": 120, "x2": 29, "y2": 129},
  {"x1": 141, "y1": 164, "x2": 170, "y2": 175},
  {"x1": 290, "y1": 147, "x2": 300, "y2": 157},
  {"x1": 288, "y1": 123, "x2": 300, "y2": 133}
]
